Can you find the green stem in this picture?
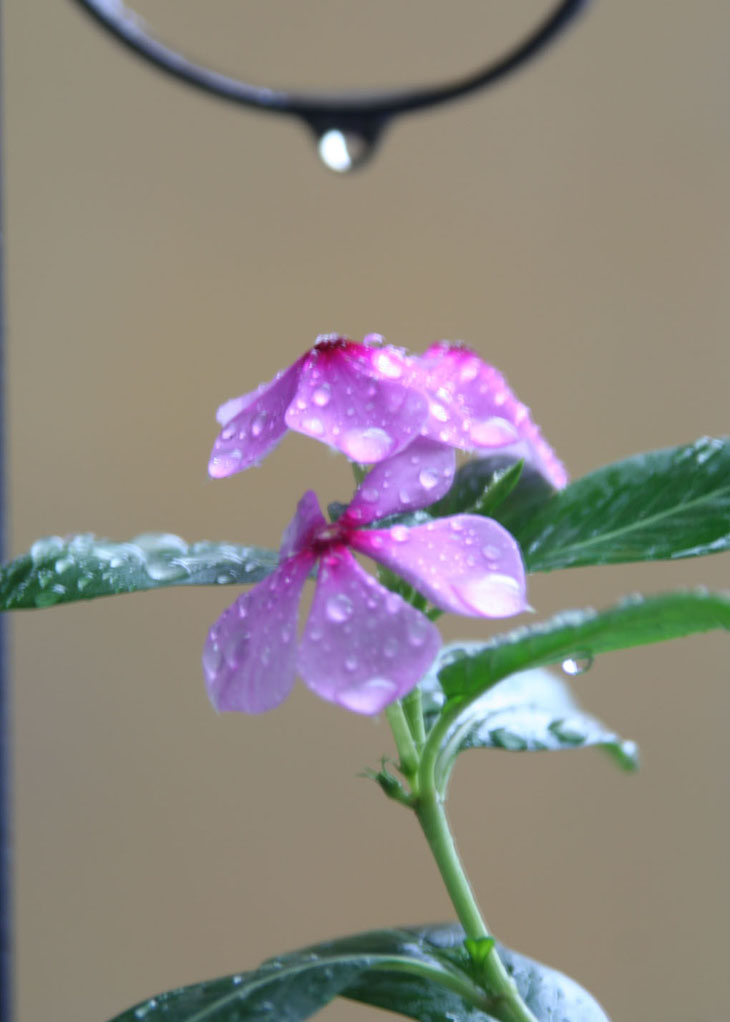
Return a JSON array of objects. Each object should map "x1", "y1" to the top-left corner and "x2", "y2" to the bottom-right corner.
[
  {"x1": 402, "y1": 688, "x2": 426, "y2": 750},
  {"x1": 414, "y1": 789, "x2": 538, "y2": 1022},
  {"x1": 385, "y1": 701, "x2": 419, "y2": 782}
]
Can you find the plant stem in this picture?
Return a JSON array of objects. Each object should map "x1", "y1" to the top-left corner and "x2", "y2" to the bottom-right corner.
[
  {"x1": 413, "y1": 789, "x2": 538, "y2": 1022},
  {"x1": 402, "y1": 688, "x2": 426, "y2": 750},
  {"x1": 385, "y1": 701, "x2": 419, "y2": 782}
]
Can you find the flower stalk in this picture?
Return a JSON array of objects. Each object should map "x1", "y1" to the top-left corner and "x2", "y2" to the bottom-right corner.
[{"x1": 387, "y1": 703, "x2": 539, "y2": 1022}]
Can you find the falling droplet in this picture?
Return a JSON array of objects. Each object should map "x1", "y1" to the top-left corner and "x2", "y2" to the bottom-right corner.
[
  {"x1": 316, "y1": 128, "x2": 377, "y2": 173},
  {"x1": 562, "y1": 655, "x2": 594, "y2": 677}
]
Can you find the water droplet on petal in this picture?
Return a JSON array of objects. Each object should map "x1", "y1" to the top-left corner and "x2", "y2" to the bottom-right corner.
[
  {"x1": 460, "y1": 358, "x2": 480, "y2": 383},
  {"x1": 360, "y1": 487, "x2": 379, "y2": 503},
  {"x1": 431, "y1": 403, "x2": 449, "y2": 423},
  {"x1": 337, "y1": 676, "x2": 398, "y2": 713},
  {"x1": 383, "y1": 637, "x2": 399, "y2": 658},
  {"x1": 418, "y1": 467, "x2": 440, "y2": 490},
  {"x1": 326, "y1": 593, "x2": 354, "y2": 623},
  {"x1": 407, "y1": 615, "x2": 430, "y2": 647},
  {"x1": 469, "y1": 417, "x2": 519, "y2": 446},
  {"x1": 374, "y1": 351, "x2": 403, "y2": 379},
  {"x1": 251, "y1": 411, "x2": 267, "y2": 438},
  {"x1": 459, "y1": 573, "x2": 524, "y2": 616},
  {"x1": 316, "y1": 129, "x2": 376, "y2": 173},
  {"x1": 390, "y1": 525, "x2": 410, "y2": 543},
  {"x1": 345, "y1": 654, "x2": 358, "y2": 672},
  {"x1": 562, "y1": 655, "x2": 594, "y2": 677},
  {"x1": 302, "y1": 416, "x2": 325, "y2": 436},
  {"x1": 312, "y1": 384, "x2": 331, "y2": 407},
  {"x1": 342, "y1": 426, "x2": 393, "y2": 462}
]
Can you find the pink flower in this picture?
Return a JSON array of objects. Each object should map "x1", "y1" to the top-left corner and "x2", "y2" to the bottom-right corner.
[
  {"x1": 400, "y1": 342, "x2": 568, "y2": 490},
  {"x1": 208, "y1": 335, "x2": 429, "y2": 477},
  {"x1": 208, "y1": 335, "x2": 567, "y2": 490},
  {"x1": 203, "y1": 440, "x2": 527, "y2": 715}
]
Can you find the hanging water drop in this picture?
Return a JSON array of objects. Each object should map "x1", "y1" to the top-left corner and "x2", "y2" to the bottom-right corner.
[
  {"x1": 316, "y1": 128, "x2": 377, "y2": 173},
  {"x1": 562, "y1": 654, "x2": 594, "y2": 677}
]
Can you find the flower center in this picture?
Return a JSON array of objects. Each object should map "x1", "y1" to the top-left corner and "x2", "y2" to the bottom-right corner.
[{"x1": 309, "y1": 521, "x2": 350, "y2": 555}]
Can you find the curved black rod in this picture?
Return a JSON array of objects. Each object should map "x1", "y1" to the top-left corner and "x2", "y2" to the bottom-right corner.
[{"x1": 69, "y1": 0, "x2": 592, "y2": 133}]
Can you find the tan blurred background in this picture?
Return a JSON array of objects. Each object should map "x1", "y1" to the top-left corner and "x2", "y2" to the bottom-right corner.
[{"x1": 4, "y1": 2, "x2": 730, "y2": 1020}]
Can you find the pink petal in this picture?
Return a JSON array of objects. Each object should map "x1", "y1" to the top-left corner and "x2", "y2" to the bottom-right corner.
[
  {"x1": 208, "y1": 358, "x2": 305, "y2": 478},
  {"x1": 351, "y1": 515, "x2": 527, "y2": 618},
  {"x1": 343, "y1": 438, "x2": 456, "y2": 526},
  {"x1": 407, "y1": 343, "x2": 568, "y2": 489},
  {"x1": 279, "y1": 490, "x2": 327, "y2": 559},
  {"x1": 298, "y1": 549, "x2": 440, "y2": 714},
  {"x1": 284, "y1": 341, "x2": 428, "y2": 463},
  {"x1": 202, "y1": 553, "x2": 313, "y2": 713}
]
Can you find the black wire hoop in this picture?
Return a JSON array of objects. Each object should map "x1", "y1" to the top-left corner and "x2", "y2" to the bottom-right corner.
[{"x1": 70, "y1": 0, "x2": 592, "y2": 169}]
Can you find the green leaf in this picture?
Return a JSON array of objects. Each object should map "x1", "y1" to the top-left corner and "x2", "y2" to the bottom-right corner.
[
  {"x1": 106, "y1": 928, "x2": 494, "y2": 1022},
  {"x1": 507, "y1": 437, "x2": 730, "y2": 571},
  {"x1": 431, "y1": 456, "x2": 552, "y2": 520},
  {"x1": 106, "y1": 926, "x2": 607, "y2": 1022},
  {"x1": 439, "y1": 589, "x2": 730, "y2": 700},
  {"x1": 419, "y1": 647, "x2": 637, "y2": 771},
  {"x1": 0, "y1": 533, "x2": 278, "y2": 610}
]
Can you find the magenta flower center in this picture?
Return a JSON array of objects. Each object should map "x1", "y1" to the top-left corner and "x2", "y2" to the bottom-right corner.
[{"x1": 307, "y1": 520, "x2": 353, "y2": 556}]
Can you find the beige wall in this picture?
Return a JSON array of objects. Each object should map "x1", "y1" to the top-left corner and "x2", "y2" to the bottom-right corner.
[{"x1": 5, "y1": 3, "x2": 730, "y2": 1020}]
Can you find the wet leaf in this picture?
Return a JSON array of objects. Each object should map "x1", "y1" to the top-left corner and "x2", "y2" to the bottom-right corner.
[
  {"x1": 107, "y1": 926, "x2": 607, "y2": 1022},
  {"x1": 509, "y1": 437, "x2": 730, "y2": 571},
  {"x1": 0, "y1": 533, "x2": 278, "y2": 610},
  {"x1": 439, "y1": 589, "x2": 730, "y2": 700},
  {"x1": 419, "y1": 649, "x2": 637, "y2": 771},
  {"x1": 106, "y1": 927, "x2": 491, "y2": 1022}
]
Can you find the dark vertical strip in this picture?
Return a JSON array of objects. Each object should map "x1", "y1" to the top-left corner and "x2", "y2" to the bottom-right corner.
[{"x1": 0, "y1": 0, "x2": 10, "y2": 1015}]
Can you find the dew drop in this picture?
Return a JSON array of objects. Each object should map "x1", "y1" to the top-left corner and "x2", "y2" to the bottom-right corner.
[
  {"x1": 418, "y1": 467, "x2": 440, "y2": 491},
  {"x1": 326, "y1": 593, "x2": 354, "y2": 623},
  {"x1": 145, "y1": 559, "x2": 189, "y2": 582},
  {"x1": 374, "y1": 351, "x2": 403, "y2": 379},
  {"x1": 342, "y1": 426, "x2": 393, "y2": 462},
  {"x1": 469, "y1": 417, "x2": 520, "y2": 446},
  {"x1": 345, "y1": 654, "x2": 358, "y2": 672},
  {"x1": 460, "y1": 358, "x2": 480, "y2": 383},
  {"x1": 312, "y1": 384, "x2": 331, "y2": 407},
  {"x1": 390, "y1": 525, "x2": 410, "y2": 543},
  {"x1": 337, "y1": 677, "x2": 398, "y2": 713},
  {"x1": 316, "y1": 129, "x2": 377, "y2": 173},
  {"x1": 383, "y1": 637, "x2": 399, "y2": 658},
  {"x1": 562, "y1": 655, "x2": 594, "y2": 677},
  {"x1": 407, "y1": 615, "x2": 430, "y2": 647},
  {"x1": 360, "y1": 487, "x2": 379, "y2": 503},
  {"x1": 251, "y1": 411, "x2": 267, "y2": 438},
  {"x1": 302, "y1": 415, "x2": 324, "y2": 436}
]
